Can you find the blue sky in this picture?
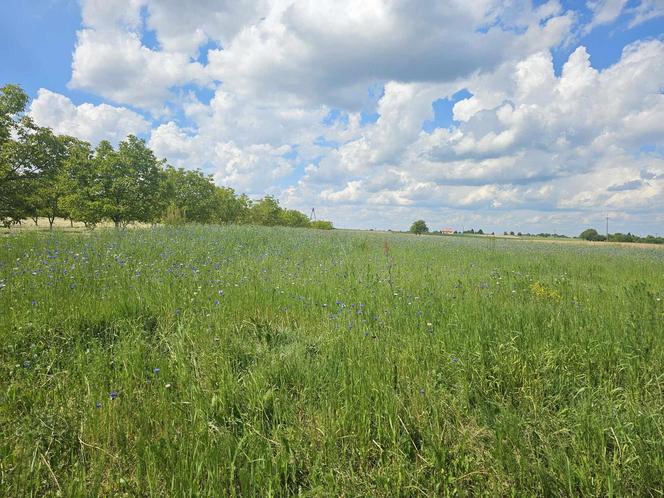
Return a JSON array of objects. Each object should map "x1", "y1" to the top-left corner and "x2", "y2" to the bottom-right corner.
[{"x1": 2, "y1": 1, "x2": 664, "y2": 234}]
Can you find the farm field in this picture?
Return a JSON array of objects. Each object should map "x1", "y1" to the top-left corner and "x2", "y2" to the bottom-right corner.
[{"x1": 1, "y1": 226, "x2": 663, "y2": 496}]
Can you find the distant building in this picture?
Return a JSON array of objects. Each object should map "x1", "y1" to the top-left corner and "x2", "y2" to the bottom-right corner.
[{"x1": 441, "y1": 227, "x2": 455, "y2": 235}]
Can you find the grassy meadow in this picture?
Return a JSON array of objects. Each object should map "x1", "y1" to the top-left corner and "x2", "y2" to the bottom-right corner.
[{"x1": 1, "y1": 226, "x2": 663, "y2": 496}]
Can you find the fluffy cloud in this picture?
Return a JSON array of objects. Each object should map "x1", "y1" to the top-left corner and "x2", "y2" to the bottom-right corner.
[
  {"x1": 285, "y1": 39, "x2": 664, "y2": 228},
  {"x1": 69, "y1": 29, "x2": 209, "y2": 113},
  {"x1": 46, "y1": 0, "x2": 664, "y2": 233},
  {"x1": 627, "y1": 0, "x2": 664, "y2": 26},
  {"x1": 29, "y1": 88, "x2": 150, "y2": 144},
  {"x1": 585, "y1": 0, "x2": 664, "y2": 32},
  {"x1": 72, "y1": 0, "x2": 571, "y2": 112}
]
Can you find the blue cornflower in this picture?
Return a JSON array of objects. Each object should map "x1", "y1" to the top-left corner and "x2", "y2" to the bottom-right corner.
[
  {"x1": 95, "y1": 402, "x2": 102, "y2": 409},
  {"x1": 31, "y1": 300, "x2": 38, "y2": 306},
  {"x1": 153, "y1": 367, "x2": 160, "y2": 374},
  {"x1": 213, "y1": 299, "x2": 220, "y2": 306},
  {"x1": 451, "y1": 357, "x2": 459, "y2": 363},
  {"x1": 109, "y1": 391, "x2": 119, "y2": 400}
]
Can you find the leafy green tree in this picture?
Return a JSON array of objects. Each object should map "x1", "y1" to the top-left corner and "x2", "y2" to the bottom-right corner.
[
  {"x1": 0, "y1": 84, "x2": 37, "y2": 227},
  {"x1": 216, "y1": 188, "x2": 250, "y2": 224},
  {"x1": 281, "y1": 209, "x2": 311, "y2": 227},
  {"x1": 409, "y1": 219, "x2": 429, "y2": 235},
  {"x1": 164, "y1": 167, "x2": 219, "y2": 223},
  {"x1": 60, "y1": 140, "x2": 104, "y2": 227},
  {"x1": 579, "y1": 228, "x2": 600, "y2": 241},
  {"x1": 96, "y1": 136, "x2": 167, "y2": 227},
  {"x1": 26, "y1": 133, "x2": 76, "y2": 229},
  {"x1": 0, "y1": 84, "x2": 29, "y2": 142},
  {"x1": 250, "y1": 196, "x2": 283, "y2": 226},
  {"x1": 2, "y1": 122, "x2": 66, "y2": 228}
]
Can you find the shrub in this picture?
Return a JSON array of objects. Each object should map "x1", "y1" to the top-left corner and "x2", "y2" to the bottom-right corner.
[
  {"x1": 163, "y1": 204, "x2": 186, "y2": 226},
  {"x1": 310, "y1": 220, "x2": 333, "y2": 230}
]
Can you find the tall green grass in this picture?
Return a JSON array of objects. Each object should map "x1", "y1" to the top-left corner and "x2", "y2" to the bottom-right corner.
[{"x1": 1, "y1": 226, "x2": 663, "y2": 496}]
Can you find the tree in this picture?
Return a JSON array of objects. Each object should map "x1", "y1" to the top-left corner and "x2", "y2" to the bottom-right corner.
[
  {"x1": 96, "y1": 136, "x2": 167, "y2": 227},
  {"x1": 281, "y1": 209, "x2": 311, "y2": 227},
  {"x1": 579, "y1": 228, "x2": 600, "y2": 241},
  {"x1": 59, "y1": 140, "x2": 103, "y2": 227},
  {"x1": 410, "y1": 220, "x2": 429, "y2": 234},
  {"x1": 250, "y1": 196, "x2": 283, "y2": 226},
  {"x1": 215, "y1": 187, "x2": 249, "y2": 223},
  {"x1": 0, "y1": 84, "x2": 37, "y2": 227},
  {"x1": 164, "y1": 167, "x2": 219, "y2": 223},
  {"x1": 0, "y1": 84, "x2": 29, "y2": 143},
  {"x1": 27, "y1": 132, "x2": 73, "y2": 229}
]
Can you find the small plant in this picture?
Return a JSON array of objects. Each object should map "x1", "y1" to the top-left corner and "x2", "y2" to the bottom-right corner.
[
  {"x1": 162, "y1": 204, "x2": 186, "y2": 226},
  {"x1": 530, "y1": 281, "x2": 562, "y2": 302}
]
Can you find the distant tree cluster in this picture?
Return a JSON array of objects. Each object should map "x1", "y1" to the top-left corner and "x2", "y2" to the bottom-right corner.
[
  {"x1": 0, "y1": 84, "x2": 332, "y2": 230},
  {"x1": 503, "y1": 231, "x2": 570, "y2": 238},
  {"x1": 579, "y1": 228, "x2": 662, "y2": 244}
]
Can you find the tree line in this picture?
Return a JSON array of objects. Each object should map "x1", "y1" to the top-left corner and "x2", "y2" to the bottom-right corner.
[
  {"x1": 0, "y1": 84, "x2": 333, "y2": 230},
  {"x1": 408, "y1": 217, "x2": 662, "y2": 244},
  {"x1": 579, "y1": 228, "x2": 663, "y2": 244}
]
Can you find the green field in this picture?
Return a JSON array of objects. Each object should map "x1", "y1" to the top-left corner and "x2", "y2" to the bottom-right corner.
[{"x1": 1, "y1": 226, "x2": 663, "y2": 496}]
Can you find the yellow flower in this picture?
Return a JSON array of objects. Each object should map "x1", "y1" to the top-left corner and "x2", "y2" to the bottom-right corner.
[{"x1": 530, "y1": 281, "x2": 562, "y2": 302}]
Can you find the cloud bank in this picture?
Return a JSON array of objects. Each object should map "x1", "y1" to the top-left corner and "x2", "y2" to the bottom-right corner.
[{"x1": 27, "y1": 0, "x2": 664, "y2": 234}]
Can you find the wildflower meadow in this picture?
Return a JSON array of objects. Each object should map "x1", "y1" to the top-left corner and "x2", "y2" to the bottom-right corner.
[{"x1": 1, "y1": 226, "x2": 663, "y2": 496}]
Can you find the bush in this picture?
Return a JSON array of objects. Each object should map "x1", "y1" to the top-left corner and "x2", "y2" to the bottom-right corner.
[
  {"x1": 310, "y1": 220, "x2": 333, "y2": 230},
  {"x1": 163, "y1": 204, "x2": 186, "y2": 226}
]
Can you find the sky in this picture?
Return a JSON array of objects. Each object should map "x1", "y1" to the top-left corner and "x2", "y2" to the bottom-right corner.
[{"x1": 1, "y1": 0, "x2": 664, "y2": 235}]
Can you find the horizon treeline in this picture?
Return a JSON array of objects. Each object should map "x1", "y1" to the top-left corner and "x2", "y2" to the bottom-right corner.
[{"x1": 0, "y1": 84, "x2": 333, "y2": 230}]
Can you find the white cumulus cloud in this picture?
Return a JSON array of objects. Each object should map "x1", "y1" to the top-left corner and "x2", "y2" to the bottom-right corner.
[{"x1": 29, "y1": 88, "x2": 150, "y2": 145}]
